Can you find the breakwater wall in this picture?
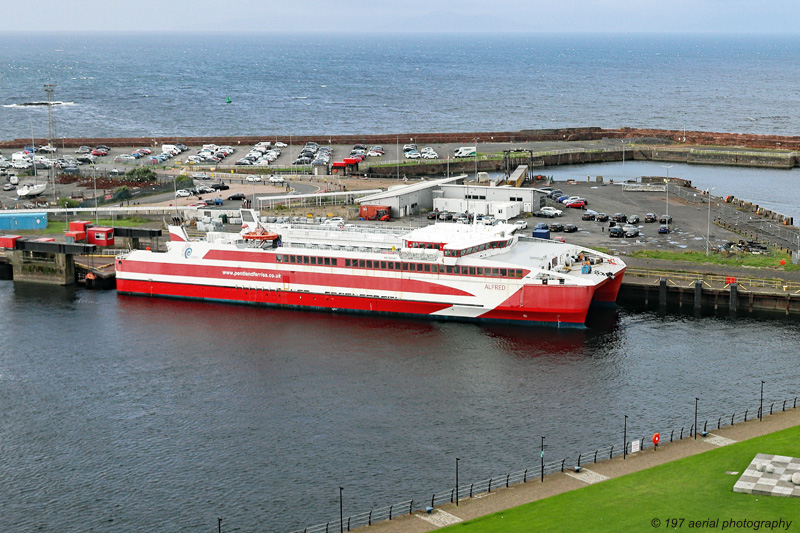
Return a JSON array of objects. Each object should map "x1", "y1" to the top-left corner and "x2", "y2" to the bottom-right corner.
[{"x1": 5, "y1": 126, "x2": 800, "y2": 153}]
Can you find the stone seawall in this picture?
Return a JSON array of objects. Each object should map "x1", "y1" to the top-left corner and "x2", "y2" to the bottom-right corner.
[{"x1": 5, "y1": 126, "x2": 800, "y2": 152}]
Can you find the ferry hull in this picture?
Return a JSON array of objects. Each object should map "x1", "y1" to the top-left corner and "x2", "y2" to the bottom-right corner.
[{"x1": 116, "y1": 278, "x2": 594, "y2": 326}]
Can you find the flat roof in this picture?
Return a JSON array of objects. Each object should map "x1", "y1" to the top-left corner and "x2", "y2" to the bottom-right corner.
[{"x1": 358, "y1": 175, "x2": 466, "y2": 203}]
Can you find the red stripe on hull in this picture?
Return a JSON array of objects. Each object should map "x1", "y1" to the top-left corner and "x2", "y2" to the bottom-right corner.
[
  {"x1": 117, "y1": 278, "x2": 454, "y2": 316},
  {"x1": 118, "y1": 259, "x2": 473, "y2": 297},
  {"x1": 478, "y1": 284, "x2": 596, "y2": 324},
  {"x1": 592, "y1": 268, "x2": 625, "y2": 303}
]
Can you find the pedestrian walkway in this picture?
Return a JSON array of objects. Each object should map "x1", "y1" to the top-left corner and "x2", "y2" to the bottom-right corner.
[{"x1": 357, "y1": 407, "x2": 800, "y2": 532}]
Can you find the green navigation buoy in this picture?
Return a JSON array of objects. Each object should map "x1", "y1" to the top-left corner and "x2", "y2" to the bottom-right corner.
[{"x1": 226, "y1": 96, "x2": 232, "y2": 104}]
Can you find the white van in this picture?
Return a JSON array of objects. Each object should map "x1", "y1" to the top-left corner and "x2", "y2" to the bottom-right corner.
[
  {"x1": 162, "y1": 144, "x2": 178, "y2": 154},
  {"x1": 454, "y1": 146, "x2": 476, "y2": 158}
]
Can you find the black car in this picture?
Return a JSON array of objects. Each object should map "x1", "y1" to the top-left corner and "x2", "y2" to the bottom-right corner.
[
  {"x1": 628, "y1": 215, "x2": 640, "y2": 224},
  {"x1": 563, "y1": 224, "x2": 578, "y2": 233},
  {"x1": 533, "y1": 210, "x2": 556, "y2": 218},
  {"x1": 548, "y1": 222, "x2": 564, "y2": 232},
  {"x1": 644, "y1": 213, "x2": 657, "y2": 223},
  {"x1": 609, "y1": 226, "x2": 625, "y2": 237},
  {"x1": 438, "y1": 211, "x2": 453, "y2": 221},
  {"x1": 547, "y1": 189, "x2": 564, "y2": 199},
  {"x1": 596, "y1": 213, "x2": 609, "y2": 222},
  {"x1": 211, "y1": 183, "x2": 230, "y2": 191},
  {"x1": 227, "y1": 192, "x2": 246, "y2": 200},
  {"x1": 581, "y1": 212, "x2": 596, "y2": 221},
  {"x1": 427, "y1": 210, "x2": 439, "y2": 220},
  {"x1": 612, "y1": 213, "x2": 627, "y2": 223},
  {"x1": 660, "y1": 215, "x2": 673, "y2": 224}
]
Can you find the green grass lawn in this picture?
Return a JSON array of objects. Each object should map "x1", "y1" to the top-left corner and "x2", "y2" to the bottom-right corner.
[
  {"x1": 443, "y1": 425, "x2": 800, "y2": 532},
  {"x1": 630, "y1": 249, "x2": 799, "y2": 272}
]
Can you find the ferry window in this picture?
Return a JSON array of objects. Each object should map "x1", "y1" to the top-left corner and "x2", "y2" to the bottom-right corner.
[
  {"x1": 469, "y1": 267, "x2": 476, "y2": 275},
  {"x1": 388, "y1": 262, "x2": 394, "y2": 269},
  {"x1": 424, "y1": 264, "x2": 431, "y2": 272},
  {"x1": 431, "y1": 265, "x2": 438, "y2": 273},
  {"x1": 446, "y1": 266, "x2": 453, "y2": 274},
  {"x1": 366, "y1": 260, "x2": 373, "y2": 268},
  {"x1": 516, "y1": 269, "x2": 524, "y2": 278},
  {"x1": 277, "y1": 255, "x2": 283, "y2": 263},
  {"x1": 345, "y1": 259, "x2": 351, "y2": 267},
  {"x1": 462, "y1": 267, "x2": 469, "y2": 274},
  {"x1": 310, "y1": 257, "x2": 317, "y2": 265},
  {"x1": 290, "y1": 255, "x2": 296, "y2": 263},
  {"x1": 303, "y1": 256, "x2": 309, "y2": 264},
  {"x1": 331, "y1": 259, "x2": 337, "y2": 266},
  {"x1": 402, "y1": 263, "x2": 409, "y2": 271},
  {"x1": 500, "y1": 268, "x2": 507, "y2": 277},
  {"x1": 477, "y1": 267, "x2": 484, "y2": 276},
  {"x1": 416, "y1": 264, "x2": 423, "y2": 272},
  {"x1": 492, "y1": 268, "x2": 499, "y2": 277},
  {"x1": 324, "y1": 258, "x2": 331, "y2": 266},
  {"x1": 359, "y1": 260, "x2": 365, "y2": 268}
]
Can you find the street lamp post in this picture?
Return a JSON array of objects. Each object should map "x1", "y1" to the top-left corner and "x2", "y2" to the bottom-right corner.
[
  {"x1": 706, "y1": 188, "x2": 715, "y2": 256},
  {"x1": 695, "y1": 398, "x2": 699, "y2": 439},
  {"x1": 474, "y1": 138, "x2": 479, "y2": 182},
  {"x1": 760, "y1": 381, "x2": 765, "y2": 421},
  {"x1": 540, "y1": 436, "x2": 545, "y2": 483},
  {"x1": 623, "y1": 415, "x2": 628, "y2": 459},
  {"x1": 455, "y1": 457, "x2": 460, "y2": 506},
  {"x1": 662, "y1": 165, "x2": 673, "y2": 218},
  {"x1": 339, "y1": 487, "x2": 343, "y2": 533},
  {"x1": 396, "y1": 136, "x2": 399, "y2": 180}
]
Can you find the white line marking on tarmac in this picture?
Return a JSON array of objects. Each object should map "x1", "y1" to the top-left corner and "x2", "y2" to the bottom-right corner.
[
  {"x1": 706, "y1": 433, "x2": 737, "y2": 447},
  {"x1": 565, "y1": 468, "x2": 610, "y2": 484},
  {"x1": 416, "y1": 509, "x2": 463, "y2": 527}
]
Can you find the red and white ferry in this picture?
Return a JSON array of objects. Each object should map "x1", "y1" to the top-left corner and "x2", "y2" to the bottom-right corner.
[{"x1": 115, "y1": 210, "x2": 626, "y2": 326}]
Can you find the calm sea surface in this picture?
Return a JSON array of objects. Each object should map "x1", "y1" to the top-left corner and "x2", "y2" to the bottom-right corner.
[
  {"x1": 2, "y1": 33, "x2": 800, "y2": 140},
  {"x1": 2, "y1": 32, "x2": 800, "y2": 532}
]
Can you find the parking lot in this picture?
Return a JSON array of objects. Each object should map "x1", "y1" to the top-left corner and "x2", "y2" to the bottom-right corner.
[{"x1": 514, "y1": 180, "x2": 739, "y2": 254}]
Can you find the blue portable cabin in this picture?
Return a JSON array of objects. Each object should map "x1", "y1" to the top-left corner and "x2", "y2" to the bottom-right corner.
[
  {"x1": 0, "y1": 212, "x2": 48, "y2": 230},
  {"x1": 532, "y1": 228, "x2": 550, "y2": 240}
]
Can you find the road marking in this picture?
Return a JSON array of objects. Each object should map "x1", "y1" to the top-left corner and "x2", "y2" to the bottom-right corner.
[
  {"x1": 416, "y1": 509, "x2": 463, "y2": 527},
  {"x1": 706, "y1": 433, "x2": 737, "y2": 447},
  {"x1": 565, "y1": 468, "x2": 610, "y2": 484}
]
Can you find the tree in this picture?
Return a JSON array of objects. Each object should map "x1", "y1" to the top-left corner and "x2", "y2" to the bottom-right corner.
[
  {"x1": 125, "y1": 167, "x2": 157, "y2": 183},
  {"x1": 113, "y1": 186, "x2": 133, "y2": 201}
]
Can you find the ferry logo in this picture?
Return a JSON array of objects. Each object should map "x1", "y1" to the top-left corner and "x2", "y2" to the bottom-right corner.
[{"x1": 183, "y1": 246, "x2": 193, "y2": 259}]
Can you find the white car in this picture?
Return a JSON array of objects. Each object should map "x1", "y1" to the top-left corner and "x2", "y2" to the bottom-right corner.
[
  {"x1": 367, "y1": 150, "x2": 383, "y2": 157},
  {"x1": 269, "y1": 175, "x2": 285, "y2": 184},
  {"x1": 514, "y1": 220, "x2": 528, "y2": 230},
  {"x1": 422, "y1": 152, "x2": 438, "y2": 159},
  {"x1": 274, "y1": 142, "x2": 287, "y2": 148},
  {"x1": 404, "y1": 151, "x2": 421, "y2": 159},
  {"x1": 175, "y1": 189, "x2": 191, "y2": 198},
  {"x1": 540, "y1": 206, "x2": 563, "y2": 217},
  {"x1": 245, "y1": 176, "x2": 262, "y2": 182}
]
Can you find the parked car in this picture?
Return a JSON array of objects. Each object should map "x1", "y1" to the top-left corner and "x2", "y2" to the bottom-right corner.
[
  {"x1": 623, "y1": 225, "x2": 639, "y2": 237},
  {"x1": 269, "y1": 175, "x2": 285, "y2": 184},
  {"x1": 660, "y1": 215, "x2": 673, "y2": 224},
  {"x1": 581, "y1": 212, "x2": 596, "y2": 221},
  {"x1": 211, "y1": 183, "x2": 230, "y2": 191},
  {"x1": 227, "y1": 193, "x2": 246, "y2": 200},
  {"x1": 246, "y1": 176, "x2": 262, "y2": 182},
  {"x1": 628, "y1": 215, "x2": 640, "y2": 224},
  {"x1": 75, "y1": 145, "x2": 92, "y2": 154},
  {"x1": 513, "y1": 220, "x2": 528, "y2": 230},
  {"x1": 596, "y1": 213, "x2": 609, "y2": 222},
  {"x1": 533, "y1": 210, "x2": 556, "y2": 218},
  {"x1": 427, "y1": 210, "x2": 439, "y2": 220},
  {"x1": 547, "y1": 190, "x2": 564, "y2": 199},
  {"x1": 540, "y1": 206, "x2": 563, "y2": 217},
  {"x1": 644, "y1": 213, "x2": 657, "y2": 223},
  {"x1": 549, "y1": 222, "x2": 564, "y2": 232},
  {"x1": 658, "y1": 225, "x2": 672, "y2": 234},
  {"x1": 438, "y1": 211, "x2": 453, "y2": 220},
  {"x1": 609, "y1": 226, "x2": 625, "y2": 237},
  {"x1": 564, "y1": 200, "x2": 586, "y2": 209},
  {"x1": 175, "y1": 189, "x2": 191, "y2": 198},
  {"x1": 2, "y1": 183, "x2": 15, "y2": 191},
  {"x1": 534, "y1": 222, "x2": 550, "y2": 230},
  {"x1": 563, "y1": 224, "x2": 578, "y2": 233},
  {"x1": 612, "y1": 213, "x2": 627, "y2": 223}
]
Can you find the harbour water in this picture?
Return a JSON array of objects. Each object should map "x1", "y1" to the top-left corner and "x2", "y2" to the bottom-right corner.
[{"x1": 1, "y1": 285, "x2": 799, "y2": 531}]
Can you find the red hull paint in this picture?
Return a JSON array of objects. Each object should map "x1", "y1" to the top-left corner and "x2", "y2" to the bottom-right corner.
[
  {"x1": 592, "y1": 268, "x2": 625, "y2": 303},
  {"x1": 478, "y1": 284, "x2": 596, "y2": 324},
  {"x1": 116, "y1": 279, "x2": 589, "y2": 324}
]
